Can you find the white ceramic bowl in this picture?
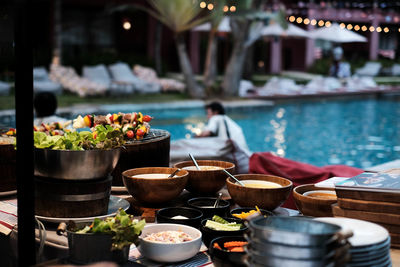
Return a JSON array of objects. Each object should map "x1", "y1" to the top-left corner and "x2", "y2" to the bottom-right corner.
[{"x1": 138, "y1": 223, "x2": 202, "y2": 263}]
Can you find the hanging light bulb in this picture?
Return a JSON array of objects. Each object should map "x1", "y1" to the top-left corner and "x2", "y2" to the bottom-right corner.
[
  {"x1": 347, "y1": 24, "x2": 353, "y2": 30},
  {"x1": 318, "y1": 20, "x2": 324, "y2": 27},
  {"x1": 223, "y1": 5, "x2": 229, "y2": 12},
  {"x1": 383, "y1": 27, "x2": 389, "y2": 33},
  {"x1": 200, "y1": 1, "x2": 206, "y2": 8},
  {"x1": 296, "y1": 17, "x2": 303, "y2": 24},
  {"x1": 361, "y1": 25, "x2": 368, "y2": 31},
  {"x1": 339, "y1": 23, "x2": 345, "y2": 29},
  {"x1": 354, "y1": 25, "x2": 360, "y2": 31},
  {"x1": 376, "y1": 27, "x2": 382, "y2": 32},
  {"x1": 230, "y1": 6, "x2": 236, "y2": 12},
  {"x1": 304, "y1": 18, "x2": 310, "y2": 25},
  {"x1": 325, "y1": 21, "x2": 331, "y2": 27},
  {"x1": 289, "y1": 16, "x2": 296, "y2": 22},
  {"x1": 369, "y1": 26, "x2": 375, "y2": 32},
  {"x1": 122, "y1": 20, "x2": 131, "y2": 30},
  {"x1": 207, "y1": 3, "x2": 214, "y2": 10},
  {"x1": 311, "y1": 19, "x2": 317, "y2": 26}
]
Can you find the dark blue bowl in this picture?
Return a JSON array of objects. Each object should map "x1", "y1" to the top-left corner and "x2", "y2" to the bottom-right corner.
[
  {"x1": 208, "y1": 236, "x2": 247, "y2": 267},
  {"x1": 156, "y1": 207, "x2": 203, "y2": 228},
  {"x1": 187, "y1": 197, "x2": 230, "y2": 218},
  {"x1": 200, "y1": 217, "x2": 248, "y2": 247}
]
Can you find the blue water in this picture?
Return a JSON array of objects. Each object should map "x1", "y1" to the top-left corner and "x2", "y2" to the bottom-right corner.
[
  {"x1": 109, "y1": 97, "x2": 400, "y2": 169},
  {"x1": 2, "y1": 97, "x2": 399, "y2": 169}
]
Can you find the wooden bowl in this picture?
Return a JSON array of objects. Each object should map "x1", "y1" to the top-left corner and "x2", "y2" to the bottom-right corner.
[
  {"x1": 293, "y1": 184, "x2": 337, "y2": 217},
  {"x1": 226, "y1": 174, "x2": 292, "y2": 211},
  {"x1": 122, "y1": 167, "x2": 188, "y2": 205},
  {"x1": 173, "y1": 160, "x2": 235, "y2": 195}
]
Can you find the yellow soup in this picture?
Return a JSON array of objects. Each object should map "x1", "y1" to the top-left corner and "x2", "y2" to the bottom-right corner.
[
  {"x1": 132, "y1": 173, "x2": 170, "y2": 179},
  {"x1": 183, "y1": 166, "x2": 223, "y2": 171},
  {"x1": 241, "y1": 180, "x2": 282, "y2": 189}
]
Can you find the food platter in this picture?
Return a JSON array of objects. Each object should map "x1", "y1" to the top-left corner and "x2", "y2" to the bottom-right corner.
[{"x1": 35, "y1": 196, "x2": 130, "y2": 223}]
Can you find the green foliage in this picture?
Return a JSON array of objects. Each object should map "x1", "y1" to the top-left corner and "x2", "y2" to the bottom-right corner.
[{"x1": 307, "y1": 58, "x2": 331, "y2": 75}]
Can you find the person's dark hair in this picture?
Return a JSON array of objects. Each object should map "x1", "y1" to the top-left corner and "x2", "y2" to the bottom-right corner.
[
  {"x1": 206, "y1": 101, "x2": 225, "y2": 115},
  {"x1": 34, "y1": 92, "x2": 58, "y2": 117}
]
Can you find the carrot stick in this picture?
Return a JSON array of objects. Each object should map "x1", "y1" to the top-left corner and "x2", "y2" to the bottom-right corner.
[
  {"x1": 229, "y1": 246, "x2": 245, "y2": 252},
  {"x1": 213, "y1": 242, "x2": 223, "y2": 250},
  {"x1": 223, "y1": 241, "x2": 248, "y2": 248}
]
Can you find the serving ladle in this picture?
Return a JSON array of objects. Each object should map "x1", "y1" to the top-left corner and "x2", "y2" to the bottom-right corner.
[
  {"x1": 223, "y1": 169, "x2": 245, "y2": 187},
  {"x1": 168, "y1": 168, "x2": 181, "y2": 178},
  {"x1": 213, "y1": 192, "x2": 222, "y2": 208},
  {"x1": 188, "y1": 153, "x2": 201, "y2": 170}
]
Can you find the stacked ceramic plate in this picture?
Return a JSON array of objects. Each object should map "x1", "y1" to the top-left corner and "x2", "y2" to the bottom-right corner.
[
  {"x1": 245, "y1": 216, "x2": 351, "y2": 267},
  {"x1": 315, "y1": 218, "x2": 392, "y2": 267}
]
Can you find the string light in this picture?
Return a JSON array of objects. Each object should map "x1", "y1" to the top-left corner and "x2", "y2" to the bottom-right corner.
[
  {"x1": 398, "y1": 28, "x2": 400, "y2": 32},
  {"x1": 122, "y1": 21, "x2": 131, "y2": 30},
  {"x1": 230, "y1": 5, "x2": 236, "y2": 12},
  {"x1": 207, "y1": 3, "x2": 214, "y2": 10},
  {"x1": 285, "y1": 16, "x2": 393, "y2": 33},
  {"x1": 199, "y1": 1, "x2": 206, "y2": 8},
  {"x1": 223, "y1": 5, "x2": 229, "y2": 12}
]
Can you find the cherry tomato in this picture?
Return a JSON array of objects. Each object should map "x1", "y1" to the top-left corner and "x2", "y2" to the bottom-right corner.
[
  {"x1": 126, "y1": 130, "x2": 134, "y2": 139},
  {"x1": 136, "y1": 128, "x2": 145, "y2": 137},
  {"x1": 143, "y1": 115, "x2": 153, "y2": 122}
]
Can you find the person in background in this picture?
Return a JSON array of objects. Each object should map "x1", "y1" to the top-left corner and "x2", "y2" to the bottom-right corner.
[
  {"x1": 329, "y1": 46, "x2": 351, "y2": 78},
  {"x1": 33, "y1": 91, "x2": 68, "y2": 126},
  {"x1": 197, "y1": 101, "x2": 250, "y2": 155}
]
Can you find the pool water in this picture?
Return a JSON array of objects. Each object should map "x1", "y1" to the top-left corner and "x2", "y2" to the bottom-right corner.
[
  {"x1": 2, "y1": 97, "x2": 399, "y2": 169},
  {"x1": 109, "y1": 97, "x2": 400, "y2": 169}
]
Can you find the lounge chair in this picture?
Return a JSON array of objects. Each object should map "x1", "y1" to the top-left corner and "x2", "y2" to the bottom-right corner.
[
  {"x1": 133, "y1": 64, "x2": 185, "y2": 93},
  {"x1": 257, "y1": 77, "x2": 301, "y2": 96},
  {"x1": 49, "y1": 64, "x2": 107, "y2": 97},
  {"x1": 391, "y1": 64, "x2": 400, "y2": 76},
  {"x1": 108, "y1": 62, "x2": 161, "y2": 94},
  {"x1": 0, "y1": 81, "x2": 11, "y2": 95},
  {"x1": 303, "y1": 77, "x2": 341, "y2": 94},
  {"x1": 82, "y1": 64, "x2": 133, "y2": 95},
  {"x1": 238, "y1": 80, "x2": 256, "y2": 97},
  {"x1": 33, "y1": 67, "x2": 63, "y2": 95},
  {"x1": 355, "y1": 62, "x2": 382, "y2": 77}
]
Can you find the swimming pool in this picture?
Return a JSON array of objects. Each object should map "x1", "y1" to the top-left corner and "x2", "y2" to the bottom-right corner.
[
  {"x1": 2, "y1": 97, "x2": 399, "y2": 169},
  {"x1": 105, "y1": 97, "x2": 400, "y2": 169}
]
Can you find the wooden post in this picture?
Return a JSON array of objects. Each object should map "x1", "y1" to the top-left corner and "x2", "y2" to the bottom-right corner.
[{"x1": 14, "y1": 0, "x2": 36, "y2": 265}]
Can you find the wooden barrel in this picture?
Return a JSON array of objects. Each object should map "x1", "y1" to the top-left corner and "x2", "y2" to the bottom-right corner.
[
  {"x1": 35, "y1": 175, "x2": 112, "y2": 218},
  {"x1": 112, "y1": 129, "x2": 170, "y2": 185},
  {"x1": 0, "y1": 144, "x2": 17, "y2": 192}
]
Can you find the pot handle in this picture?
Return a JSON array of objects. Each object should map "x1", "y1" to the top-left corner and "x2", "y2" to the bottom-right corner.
[
  {"x1": 335, "y1": 229, "x2": 353, "y2": 243},
  {"x1": 56, "y1": 222, "x2": 67, "y2": 236}
]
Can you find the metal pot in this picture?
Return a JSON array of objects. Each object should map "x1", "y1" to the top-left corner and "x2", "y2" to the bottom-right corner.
[
  {"x1": 34, "y1": 148, "x2": 120, "y2": 180},
  {"x1": 248, "y1": 216, "x2": 352, "y2": 247},
  {"x1": 57, "y1": 222, "x2": 129, "y2": 264},
  {"x1": 246, "y1": 236, "x2": 350, "y2": 260}
]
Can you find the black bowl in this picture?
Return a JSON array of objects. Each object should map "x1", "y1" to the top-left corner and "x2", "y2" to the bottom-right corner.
[
  {"x1": 200, "y1": 217, "x2": 248, "y2": 247},
  {"x1": 229, "y1": 207, "x2": 274, "y2": 220},
  {"x1": 209, "y1": 236, "x2": 248, "y2": 267},
  {"x1": 187, "y1": 197, "x2": 230, "y2": 218},
  {"x1": 156, "y1": 207, "x2": 203, "y2": 228}
]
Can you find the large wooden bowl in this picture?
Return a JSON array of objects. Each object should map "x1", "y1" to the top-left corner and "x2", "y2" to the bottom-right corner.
[
  {"x1": 173, "y1": 160, "x2": 235, "y2": 195},
  {"x1": 122, "y1": 167, "x2": 188, "y2": 205},
  {"x1": 226, "y1": 174, "x2": 292, "y2": 211},
  {"x1": 293, "y1": 184, "x2": 337, "y2": 217}
]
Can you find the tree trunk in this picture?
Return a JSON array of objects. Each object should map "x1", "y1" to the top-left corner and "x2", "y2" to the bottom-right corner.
[
  {"x1": 175, "y1": 33, "x2": 205, "y2": 98},
  {"x1": 203, "y1": 28, "x2": 218, "y2": 91},
  {"x1": 52, "y1": 0, "x2": 62, "y2": 65},
  {"x1": 221, "y1": 18, "x2": 251, "y2": 97},
  {"x1": 154, "y1": 21, "x2": 162, "y2": 75}
]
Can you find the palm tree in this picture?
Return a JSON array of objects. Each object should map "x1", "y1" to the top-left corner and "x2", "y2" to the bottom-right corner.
[
  {"x1": 144, "y1": 0, "x2": 212, "y2": 98},
  {"x1": 203, "y1": 0, "x2": 226, "y2": 92},
  {"x1": 221, "y1": 1, "x2": 286, "y2": 96}
]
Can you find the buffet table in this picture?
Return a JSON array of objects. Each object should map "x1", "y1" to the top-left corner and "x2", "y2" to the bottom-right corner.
[{"x1": 1, "y1": 190, "x2": 399, "y2": 266}]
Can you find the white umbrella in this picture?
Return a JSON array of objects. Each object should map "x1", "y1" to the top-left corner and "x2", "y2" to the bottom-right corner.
[
  {"x1": 309, "y1": 23, "x2": 367, "y2": 43},
  {"x1": 192, "y1": 17, "x2": 231, "y2": 32},
  {"x1": 261, "y1": 23, "x2": 309, "y2": 38}
]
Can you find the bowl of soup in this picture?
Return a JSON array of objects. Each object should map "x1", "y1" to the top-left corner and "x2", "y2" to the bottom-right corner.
[
  {"x1": 293, "y1": 184, "x2": 337, "y2": 217},
  {"x1": 226, "y1": 174, "x2": 292, "y2": 211},
  {"x1": 174, "y1": 160, "x2": 235, "y2": 195},
  {"x1": 122, "y1": 167, "x2": 188, "y2": 205}
]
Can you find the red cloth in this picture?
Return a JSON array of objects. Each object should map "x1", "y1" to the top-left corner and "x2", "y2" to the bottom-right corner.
[{"x1": 249, "y1": 152, "x2": 364, "y2": 210}]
